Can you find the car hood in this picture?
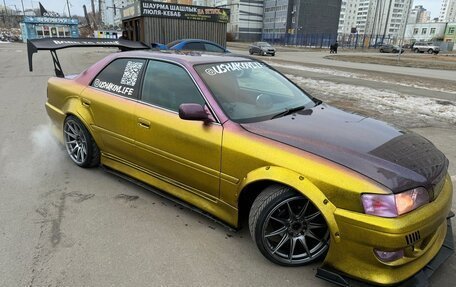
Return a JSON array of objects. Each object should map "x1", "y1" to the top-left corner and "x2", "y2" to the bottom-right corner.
[{"x1": 241, "y1": 104, "x2": 448, "y2": 193}]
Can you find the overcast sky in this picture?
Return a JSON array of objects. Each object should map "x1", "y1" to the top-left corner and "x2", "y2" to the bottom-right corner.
[{"x1": 7, "y1": 0, "x2": 444, "y2": 19}]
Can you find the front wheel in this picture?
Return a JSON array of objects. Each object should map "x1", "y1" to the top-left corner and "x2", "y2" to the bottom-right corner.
[
  {"x1": 414, "y1": 48, "x2": 420, "y2": 53},
  {"x1": 63, "y1": 115, "x2": 100, "y2": 168},
  {"x1": 249, "y1": 185, "x2": 329, "y2": 266},
  {"x1": 249, "y1": 49, "x2": 254, "y2": 55},
  {"x1": 427, "y1": 49, "x2": 434, "y2": 54}
]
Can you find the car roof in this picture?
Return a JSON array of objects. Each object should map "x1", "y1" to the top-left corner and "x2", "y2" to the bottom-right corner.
[{"x1": 115, "y1": 50, "x2": 252, "y2": 66}]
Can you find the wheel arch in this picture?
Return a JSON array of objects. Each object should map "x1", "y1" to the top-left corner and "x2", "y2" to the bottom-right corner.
[
  {"x1": 63, "y1": 108, "x2": 102, "y2": 151},
  {"x1": 237, "y1": 166, "x2": 340, "y2": 241}
]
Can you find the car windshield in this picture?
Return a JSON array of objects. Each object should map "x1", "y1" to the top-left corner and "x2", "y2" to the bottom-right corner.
[
  {"x1": 195, "y1": 61, "x2": 316, "y2": 123},
  {"x1": 167, "y1": 39, "x2": 182, "y2": 48},
  {"x1": 258, "y1": 42, "x2": 271, "y2": 47}
]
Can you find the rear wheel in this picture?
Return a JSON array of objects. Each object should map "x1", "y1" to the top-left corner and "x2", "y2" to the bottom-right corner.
[
  {"x1": 63, "y1": 115, "x2": 100, "y2": 168},
  {"x1": 249, "y1": 185, "x2": 329, "y2": 266},
  {"x1": 249, "y1": 49, "x2": 254, "y2": 55}
]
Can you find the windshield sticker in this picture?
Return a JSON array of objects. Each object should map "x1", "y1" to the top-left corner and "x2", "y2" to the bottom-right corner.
[
  {"x1": 204, "y1": 62, "x2": 264, "y2": 76},
  {"x1": 120, "y1": 61, "x2": 144, "y2": 87},
  {"x1": 93, "y1": 79, "x2": 134, "y2": 96}
]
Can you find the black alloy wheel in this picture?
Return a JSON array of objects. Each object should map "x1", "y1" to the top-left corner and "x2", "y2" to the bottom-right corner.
[{"x1": 249, "y1": 185, "x2": 329, "y2": 266}]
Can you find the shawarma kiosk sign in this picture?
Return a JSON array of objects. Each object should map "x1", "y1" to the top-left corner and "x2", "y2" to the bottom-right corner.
[{"x1": 121, "y1": 0, "x2": 230, "y2": 23}]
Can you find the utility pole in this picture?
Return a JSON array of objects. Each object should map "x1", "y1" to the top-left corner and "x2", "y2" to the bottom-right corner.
[
  {"x1": 91, "y1": 0, "x2": 97, "y2": 29},
  {"x1": 66, "y1": 0, "x2": 71, "y2": 17},
  {"x1": 2, "y1": 0, "x2": 7, "y2": 16},
  {"x1": 398, "y1": 0, "x2": 413, "y2": 61},
  {"x1": 20, "y1": 0, "x2": 25, "y2": 15},
  {"x1": 98, "y1": 0, "x2": 102, "y2": 27}
]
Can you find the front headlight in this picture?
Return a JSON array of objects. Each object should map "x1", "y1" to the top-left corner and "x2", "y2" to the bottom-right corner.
[{"x1": 361, "y1": 187, "x2": 429, "y2": 217}]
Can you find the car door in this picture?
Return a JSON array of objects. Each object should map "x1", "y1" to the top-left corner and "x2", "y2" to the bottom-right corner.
[
  {"x1": 81, "y1": 58, "x2": 146, "y2": 163},
  {"x1": 134, "y1": 60, "x2": 223, "y2": 198}
]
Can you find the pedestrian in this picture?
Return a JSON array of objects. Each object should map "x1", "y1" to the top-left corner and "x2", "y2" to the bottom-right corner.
[
  {"x1": 329, "y1": 44, "x2": 335, "y2": 54},
  {"x1": 333, "y1": 41, "x2": 339, "y2": 54}
]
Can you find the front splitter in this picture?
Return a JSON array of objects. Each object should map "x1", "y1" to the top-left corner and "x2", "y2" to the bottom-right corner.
[{"x1": 316, "y1": 212, "x2": 455, "y2": 287}]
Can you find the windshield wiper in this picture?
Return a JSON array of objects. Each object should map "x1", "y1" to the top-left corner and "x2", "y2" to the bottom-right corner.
[{"x1": 271, "y1": 105, "x2": 306, "y2": 119}]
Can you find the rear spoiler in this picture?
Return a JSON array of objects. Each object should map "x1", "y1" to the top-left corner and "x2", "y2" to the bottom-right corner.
[{"x1": 27, "y1": 37, "x2": 150, "y2": 78}]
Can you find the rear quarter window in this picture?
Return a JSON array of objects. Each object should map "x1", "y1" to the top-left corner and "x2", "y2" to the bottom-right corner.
[{"x1": 91, "y1": 58, "x2": 146, "y2": 99}]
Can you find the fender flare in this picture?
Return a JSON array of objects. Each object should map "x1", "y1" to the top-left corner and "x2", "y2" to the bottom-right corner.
[
  {"x1": 62, "y1": 96, "x2": 102, "y2": 149},
  {"x1": 238, "y1": 166, "x2": 341, "y2": 243}
]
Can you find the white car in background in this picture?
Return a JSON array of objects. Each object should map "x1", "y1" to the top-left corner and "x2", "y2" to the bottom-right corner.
[{"x1": 412, "y1": 42, "x2": 440, "y2": 54}]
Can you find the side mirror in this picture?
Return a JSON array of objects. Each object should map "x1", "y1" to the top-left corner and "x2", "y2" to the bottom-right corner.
[{"x1": 179, "y1": 103, "x2": 211, "y2": 122}]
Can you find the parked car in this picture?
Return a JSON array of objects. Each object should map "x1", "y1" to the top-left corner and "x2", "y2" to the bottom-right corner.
[
  {"x1": 412, "y1": 42, "x2": 440, "y2": 54},
  {"x1": 28, "y1": 38, "x2": 453, "y2": 287},
  {"x1": 379, "y1": 44, "x2": 404, "y2": 53},
  {"x1": 152, "y1": 39, "x2": 229, "y2": 53},
  {"x1": 249, "y1": 42, "x2": 276, "y2": 56}
]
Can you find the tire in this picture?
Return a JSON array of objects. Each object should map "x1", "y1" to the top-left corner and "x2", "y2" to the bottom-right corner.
[
  {"x1": 249, "y1": 185, "x2": 329, "y2": 266},
  {"x1": 434, "y1": 51, "x2": 439, "y2": 55},
  {"x1": 379, "y1": 49, "x2": 384, "y2": 53},
  {"x1": 63, "y1": 115, "x2": 100, "y2": 168},
  {"x1": 414, "y1": 48, "x2": 420, "y2": 53},
  {"x1": 249, "y1": 49, "x2": 253, "y2": 55},
  {"x1": 271, "y1": 53, "x2": 275, "y2": 57},
  {"x1": 427, "y1": 49, "x2": 434, "y2": 54}
]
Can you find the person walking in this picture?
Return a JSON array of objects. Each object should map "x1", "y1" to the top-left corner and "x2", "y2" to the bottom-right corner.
[{"x1": 333, "y1": 41, "x2": 339, "y2": 54}]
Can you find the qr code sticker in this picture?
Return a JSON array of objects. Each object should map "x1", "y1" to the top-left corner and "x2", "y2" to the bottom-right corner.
[{"x1": 120, "y1": 61, "x2": 144, "y2": 87}]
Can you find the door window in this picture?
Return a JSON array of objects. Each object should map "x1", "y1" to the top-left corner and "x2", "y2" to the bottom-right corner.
[
  {"x1": 141, "y1": 61, "x2": 205, "y2": 112},
  {"x1": 91, "y1": 58, "x2": 146, "y2": 99},
  {"x1": 204, "y1": 43, "x2": 225, "y2": 53},
  {"x1": 183, "y1": 42, "x2": 205, "y2": 51}
]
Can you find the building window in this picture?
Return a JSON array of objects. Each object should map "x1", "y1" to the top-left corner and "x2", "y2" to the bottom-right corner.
[
  {"x1": 413, "y1": 28, "x2": 418, "y2": 34},
  {"x1": 430, "y1": 28, "x2": 436, "y2": 34},
  {"x1": 449, "y1": 27, "x2": 455, "y2": 34},
  {"x1": 421, "y1": 28, "x2": 427, "y2": 34}
]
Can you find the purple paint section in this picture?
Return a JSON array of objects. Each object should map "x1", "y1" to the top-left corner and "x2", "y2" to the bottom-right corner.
[{"x1": 241, "y1": 104, "x2": 448, "y2": 193}]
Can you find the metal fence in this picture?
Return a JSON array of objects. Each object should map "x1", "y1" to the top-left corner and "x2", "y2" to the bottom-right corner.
[
  {"x1": 337, "y1": 33, "x2": 398, "y2": 49},
  {"x1": 258, "y1": 33, "x2": 405, "y2": 49},
  {"x1": 261, "y1": 33, "x2": 338, "y2": 48}
]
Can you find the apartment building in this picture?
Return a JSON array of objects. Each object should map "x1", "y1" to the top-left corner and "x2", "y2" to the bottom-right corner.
[
  {"x1": 193, "y1": 0, "x2": 214, "y2": 5},
  {"x1": 264, "y1": 0, "x2": 341, "y2": 39},
  {"x1": 215, "y1": 0, "x2": 264, "y2": 41},
  {"x1": 338, "y1": 0, "x2": 413, "y2": 40},
  {"x1": 113, "y1": 0, "x2": 136, "y2": 26},
  {"x1": 439, "y1": 0, "x2": 456, "y2": 22},
  {"x1": 408, "y1": 5, "x2": 431, "y2": 24}
]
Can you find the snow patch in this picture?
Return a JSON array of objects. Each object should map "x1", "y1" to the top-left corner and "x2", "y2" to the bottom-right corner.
[
  {"x1": 286, "y1": 74, "x2": 456, "y2": 124},
  {"x1": 270, "y1": 62, "x2": 456, "y2": 94}
]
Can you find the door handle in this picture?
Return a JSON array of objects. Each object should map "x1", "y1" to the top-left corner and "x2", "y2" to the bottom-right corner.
[
  {"x1": 81, "y1": 98, "x2": 91, "y2": 107},
  {"x1": 138, "y1": 118, "x2": 151, "y2": 129}
]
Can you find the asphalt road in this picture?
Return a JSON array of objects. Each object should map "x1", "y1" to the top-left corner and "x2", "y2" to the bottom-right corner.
[{"x1": 0, "y1": 42, "x2": 455, "y2": 287}]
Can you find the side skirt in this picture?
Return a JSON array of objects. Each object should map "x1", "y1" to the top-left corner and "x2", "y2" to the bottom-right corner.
[{"x1": 100, "y1": 156, "x2": 239, "y2": 232}]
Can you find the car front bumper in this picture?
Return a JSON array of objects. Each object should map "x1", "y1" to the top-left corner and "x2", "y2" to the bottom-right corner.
[
  {"x1": 316, "y1": 213, "x2": 454, "y2": 287},
  {"x1": 317, "y1": 174, "x2": 453, "y2": 286}
]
